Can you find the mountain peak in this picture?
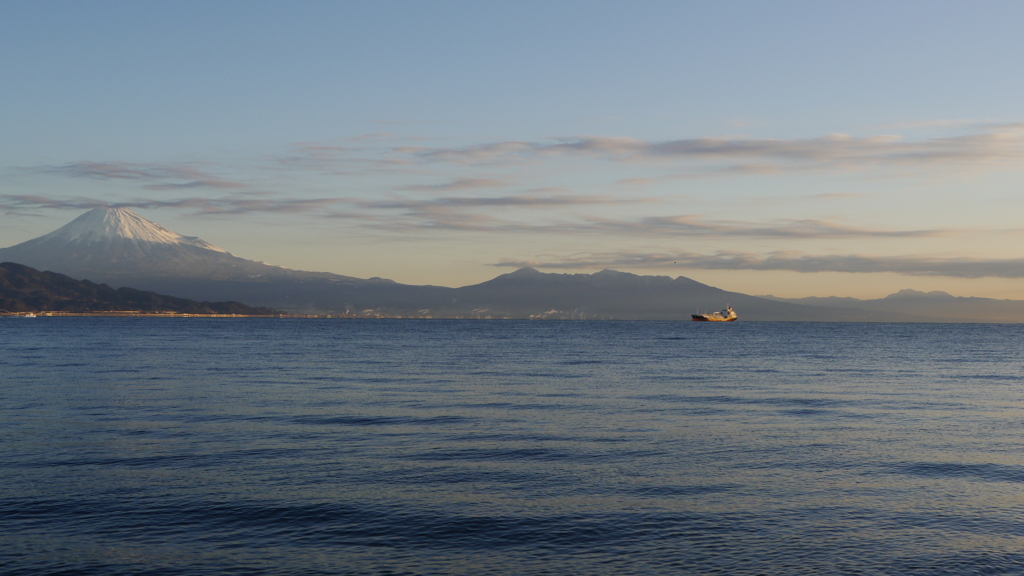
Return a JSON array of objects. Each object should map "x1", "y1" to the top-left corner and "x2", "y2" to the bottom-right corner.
[
  {"x1": 885, "y1": 288, "x2": 954, "y2": 299},
  {"x1": 592, "y1": 269, "x2": 633, "y2": 278},
  {"x1": 38, "y1": 207, "x2": 226, "y2": 252},
  {"x1": 507, "y1": 267, "x2": 542, "y2": 276}
]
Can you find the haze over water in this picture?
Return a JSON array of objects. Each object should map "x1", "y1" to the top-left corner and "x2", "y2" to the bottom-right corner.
[{"x1": 3, "y1": 318, "x2": 1024, "y2": 575}]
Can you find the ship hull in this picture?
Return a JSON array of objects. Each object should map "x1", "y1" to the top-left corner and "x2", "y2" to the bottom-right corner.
[{"x1": 691, "y1": 306, "x2": 738, "y2": 322}]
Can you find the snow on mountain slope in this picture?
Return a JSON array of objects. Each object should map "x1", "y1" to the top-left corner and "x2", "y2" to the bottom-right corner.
[
  {"x1": 0, "y1": 207, "x2": 364, "y2": 285},
  {"x1": 35, "y1": 207, "x2": 228, "y2": 252}
]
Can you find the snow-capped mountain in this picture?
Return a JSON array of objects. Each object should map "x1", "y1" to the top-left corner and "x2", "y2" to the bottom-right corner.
[
  {"x1": 0, "y1": 207, "x2": 349, "y2": 284},
  {"x1": 29, "y1": 207, "x2": 228, "y2": 253}
]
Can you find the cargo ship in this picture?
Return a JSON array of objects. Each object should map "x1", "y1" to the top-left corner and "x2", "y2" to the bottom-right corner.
[{"x1": 691, "y1": 305, "x2": 737, "y2": 322}]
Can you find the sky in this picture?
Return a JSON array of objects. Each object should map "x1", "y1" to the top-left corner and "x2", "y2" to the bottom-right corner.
[{"x1": 3, "y1": 1, "x2": 1024, "y2": 298}]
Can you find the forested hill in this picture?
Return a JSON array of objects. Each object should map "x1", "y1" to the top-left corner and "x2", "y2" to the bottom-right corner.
[{"x1": 0, "y1": 262, "x2": 279, "y2": 315}]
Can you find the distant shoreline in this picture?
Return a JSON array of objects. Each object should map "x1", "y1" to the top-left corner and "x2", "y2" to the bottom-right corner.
[
  {"x1": 0, "y1": 310, "x2": 520, "y2": 319},
  {"x1": 1, "y1": 312, "x2": 676, "y2": 320},
  {"x1": 0, "y1": 312, "x2": 505, "y2": 319},
  {"x1": 0, "y1": 311, "x2": 295, "y2": 318}
]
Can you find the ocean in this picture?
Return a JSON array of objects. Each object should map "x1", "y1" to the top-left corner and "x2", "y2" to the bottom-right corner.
[{"x1": 2, "y1": 318, "x2": 1024, "y2": 575}]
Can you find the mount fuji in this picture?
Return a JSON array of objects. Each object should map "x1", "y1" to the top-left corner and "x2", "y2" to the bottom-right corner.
[
  {"x1": 0, "y1": 208, "x2": 437, "y2": 314},
  {"x1": 0, "y1": 207, "x2": 358, "y2": 283}
]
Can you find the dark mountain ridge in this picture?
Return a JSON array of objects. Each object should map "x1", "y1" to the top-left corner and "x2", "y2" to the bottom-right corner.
[
  {"x1": 761, "y1": 290, "x2": 1024, "y2": 323},
  {"x1": 445, "y1": 268, "x2": 928, "y2": 321},
  {"x1": 0, "y1": 262, "x2": 279, "y2": 315}
]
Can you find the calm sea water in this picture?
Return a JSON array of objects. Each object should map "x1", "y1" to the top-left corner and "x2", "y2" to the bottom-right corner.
[{"x1": 3, "y1": 319, "x2": 1024, "y2": 575}]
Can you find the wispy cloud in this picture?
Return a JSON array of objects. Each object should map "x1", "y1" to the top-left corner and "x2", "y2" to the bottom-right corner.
[
  {"x1": 616, "y1": 177, "x2": 659, "y2": 187},
  {"x1": 0, "y1": 195, "x2": 106, "y2": 212},
  {"x1": 25, "y1": 126, "x2": 1024, "y2": 202},
  {"x1": 400, "y1": 125, "x2": 1024, "y2": 172},
  {"x1": 867, "y1": 118, "x2": 1000, "y2": 131},
  {"x1": 494, "y1": 250, "x2": 1024, "y2": 279},
  {"x1": 397, "y1": 178, "x2": 509, "y2": 192},
  {"x1": 26, "y1": 161, "x2": 247, "y2": 190},
  {"x1": 339, "y1": 200, "x2": 971, "y2": 241},
  {"x1": 0, "y1": 194, "x2": 345, "y2": 216},
  {"x1": 0, "y1": 191, "x2": 978, "y2": 241},
  {"x1": 337, "y1": 193, "x2": 651, "y2": 233},
  {"x1": 809, "y1": 192, "x2": 866, "y2": 200},
  {"x1": 406, "y1": 141, "x2": 536, "y2": 165},
  {"x1": 276, "y1": 138, "x2": 424, "y2": 173},
  {"x1": 358, "y1": 193, "x2": 635, "y2": 211},
  {"x1": 1, "y1": 190, "x2": 626, "y2": 221},
  {"x1": 589, "y1": 215, "x2": 953, "y2": 239}
]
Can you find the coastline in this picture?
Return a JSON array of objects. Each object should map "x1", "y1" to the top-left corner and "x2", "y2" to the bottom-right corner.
[{"x1": 0, "y1": 311, "x2": 296, "y2": 318}]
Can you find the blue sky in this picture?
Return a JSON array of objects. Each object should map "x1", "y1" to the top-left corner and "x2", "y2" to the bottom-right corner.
[{"x1": 4, "y1": 1, "x2": 1024, "y2": 297}]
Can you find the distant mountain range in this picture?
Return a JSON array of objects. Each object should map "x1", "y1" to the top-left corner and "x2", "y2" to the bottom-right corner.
[
  {"x1": 1, "y1": 208, "x2": 1021, "y2": 321},
  {"x1": 759, "y1": 289, "x2": 1024, "y2": 323},
  {"x1": 0, "y1": 262, "x2": 279, "y2": 315}
]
